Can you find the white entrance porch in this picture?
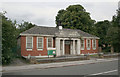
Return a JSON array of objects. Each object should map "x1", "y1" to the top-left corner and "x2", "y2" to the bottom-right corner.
[{"x1": 56, "y1": 38, "x2": 81, "y2": 56}]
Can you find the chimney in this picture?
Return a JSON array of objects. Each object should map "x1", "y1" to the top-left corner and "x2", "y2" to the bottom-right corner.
[
  {"x1": 59, "y1": 26, "x2": 62, "y2": 30},
  {"x1": 57, "y1": 20, "x2": 62, "y2": 29}
]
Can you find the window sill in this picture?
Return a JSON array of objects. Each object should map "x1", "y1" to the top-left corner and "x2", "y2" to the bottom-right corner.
[
  {"x1": 26, "y1": 49, "x2": 32, "y2": 51},
  {"x1": 47, "y1": 48, "x2": 56, "y2": 50},
  {"x1": 93, "y1": 48, "x2": 96, "y2": 50},
  {"x1": 81, "y1": 48, "x2": 84, "y2": 50},
  {"x1": 37, "y1": 49, "x2": 43, "y2": 51},
  {"x1": 87, "y1": 48, "x2": 90, "y2": 50}
]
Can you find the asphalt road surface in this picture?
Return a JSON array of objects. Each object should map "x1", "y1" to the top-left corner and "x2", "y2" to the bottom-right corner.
[{"x1": 3, "y1": 60, "x2": 118, "y2": 76}]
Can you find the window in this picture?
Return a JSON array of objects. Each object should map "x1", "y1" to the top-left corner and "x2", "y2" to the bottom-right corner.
[
  {"x1": 93, "y1": 39, "x2": 96, "y2": 49},
  {"x1": 47, "y1": 37, "x2": 53, "y2": 48},
  {"x1": 37, "y1": 37, "x2": 43, "y2": 50},
  {"x1": 87, "y1": 39, "x2": 91, "y2": 50},
  {"x1": 26, "y1": 37, "x2": 33, "y2": 50},
  {"x1": 81, "y1": 39, "x2": 84, "y2": 49}
]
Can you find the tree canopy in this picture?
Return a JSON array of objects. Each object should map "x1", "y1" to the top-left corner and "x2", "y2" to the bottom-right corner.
[
  {"x1": 2, "y1": 13, "x2": 18, "y2": 64},
  {"x1": 95, "y1": 20, "x2": 111, "y2": 47},
  {"x1": 18, "y1": 21, "x2": 36, "y2": 33},
  {"x1": 106, "y1": 8, "x2": 120, "y2": 52},
  {"x1": 56, "y1": 5, "x2": 95, "y2": 33}
]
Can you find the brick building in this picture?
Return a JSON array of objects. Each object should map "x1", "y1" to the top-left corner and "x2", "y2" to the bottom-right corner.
[{"x1": 18, "y1": 26, "x2": 100, "y2": 58}]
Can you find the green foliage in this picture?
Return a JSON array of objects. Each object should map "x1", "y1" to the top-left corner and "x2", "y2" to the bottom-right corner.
[
  {"x1": 56, "y1": 5, "x2": 95, "y2": 33},
  {"x1": 0, "y1": 14, "x2": 2, "y2": 65},
  {"x1": 18, "y1": 21, "x2": 36, "y2": 33},
  {"x1": 107, "y1": 8, "x2": 120, "y2": 52},
  {"x1": 1, "y1": 13, "x2": 36, "y2": 65},
  {"x1": 94, "y1": 20, "x2": 111, "y2": 47},
  {"x1": 91, "y1": 8, "x2": 120, "y2": 52},
  {"x1": 2, "y1": 13, "x2": 18, "y2": 65}
]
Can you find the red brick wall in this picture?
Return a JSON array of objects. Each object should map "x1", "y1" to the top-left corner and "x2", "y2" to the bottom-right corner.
[
  {"x1": 21, "y1": 36, "x2": 50, "y2": 56},
  {"x1": 21, "y1": 36, "x2": 99, "y2": 56},
  {"x1": 81, "y1": 39, "x2": 99, "y2": 54}
]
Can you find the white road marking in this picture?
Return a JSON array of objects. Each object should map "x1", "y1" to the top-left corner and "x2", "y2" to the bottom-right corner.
[{"x1": 89, "y1": 70, "x2": 118, "y2": 75}]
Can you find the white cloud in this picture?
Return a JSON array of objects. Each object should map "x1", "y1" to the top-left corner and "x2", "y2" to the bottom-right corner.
[
  {"x1": 81, "y1": 2, "x2": 118, "y2": 21},
  {"x1": 1, "y1": 2, "x2": 60, "y2": 26}
]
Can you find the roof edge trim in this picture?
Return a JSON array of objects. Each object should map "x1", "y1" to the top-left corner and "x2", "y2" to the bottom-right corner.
[
  {"x1": 20, "y1": 33, "x2": 54, "y2": 37},
  {"x1": 82, "y1": 37, "x2": 100, "y2": 39}
]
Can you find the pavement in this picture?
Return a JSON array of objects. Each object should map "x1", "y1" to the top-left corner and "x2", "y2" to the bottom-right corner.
[
  {"x1": 3, "y1": 58, "x2": 118, "y2": 75},
  {"x1": 2, "y1": 58, "x2": 118, "y2": 73}
]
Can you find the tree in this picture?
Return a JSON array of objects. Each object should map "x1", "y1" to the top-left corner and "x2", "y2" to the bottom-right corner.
[
  {"x1": 94, "y1": 20, "x2": 111, "y2": 52},
  {"x1": 18, "y1": 21, "x2": 36, "y2": 33},
  {"x1": 55, "y1": 5, "x2": 95, "y2": 33},
  {"x1": 1, "y1": 12, "x2": 36, "y2": 65},
  {"x1": 1, "y1": 13, "x2": 18, "y2": 65},
  {"x1": 0, "y1": 13, "x2": 2, "y2": 65},
  {"x1": 95, "y1": 20, "x2": 111, "y2": 46},
  {"x1": 107, "y1": 8, "x2": 120, "y2": 52}
]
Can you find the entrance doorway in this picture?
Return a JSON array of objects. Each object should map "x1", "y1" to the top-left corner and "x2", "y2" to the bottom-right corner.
[{"x1": 65, "y1": 40, "x2": 71, "y2": 55}]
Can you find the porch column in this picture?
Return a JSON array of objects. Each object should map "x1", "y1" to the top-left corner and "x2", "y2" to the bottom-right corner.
[
  {"x1": 56, "y1": 38, "x2": 60, "y2": 56},
  {"x1": 62, "y1": 39, "x2": 65, "y2": 55},
  {"x1": 73, "y1": 40, "x2": 75, "y2": 55},
  {"x1": 77, "y1": 39, "x2": 80, "y2": 55}
]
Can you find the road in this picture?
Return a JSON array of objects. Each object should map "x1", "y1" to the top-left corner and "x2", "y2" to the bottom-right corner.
[{"x1": 3, "y1": 60, "x2": 118, "y2": 76}]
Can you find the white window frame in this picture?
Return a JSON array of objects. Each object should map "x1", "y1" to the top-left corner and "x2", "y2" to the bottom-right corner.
[
  {"x1": 81, "y1": 39, "x2": 85, "y2": 50},
  {"x1": 26, "y1": 36, "x2": 33, "y2": 51},
  {"x1": 47, "y1": 37, "x2": 53, "y2": 49},
  {"x1": 92, "y1": 39, "x2": 96, "y2": 50},
  {"x1": 87, "y1": 39, "x2": 91, "y2": 50},
  {"x1": 37, "y1": 37, "x2": 43, "y2": 50}
]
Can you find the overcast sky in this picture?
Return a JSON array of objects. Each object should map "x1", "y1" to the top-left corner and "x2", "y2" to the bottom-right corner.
[{"x1": 0, "y1": 0, "x2": 119, "y2": 27}]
